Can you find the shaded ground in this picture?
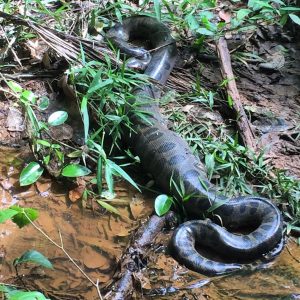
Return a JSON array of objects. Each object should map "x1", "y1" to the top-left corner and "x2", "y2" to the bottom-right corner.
[{"x1": 199, "y1": 24, "x2": 300, "y2": 177}]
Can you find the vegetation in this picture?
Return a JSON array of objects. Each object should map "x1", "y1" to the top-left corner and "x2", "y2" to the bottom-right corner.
[
  {"x1": 0, "y1": 0, "x2": 299, "y2": 297},
  {"x1": 0, "y1": 0, "x2": 299, "y2": 223}
]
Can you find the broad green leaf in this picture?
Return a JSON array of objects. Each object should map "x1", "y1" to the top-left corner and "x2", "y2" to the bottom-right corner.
[
  {"x1": 0, "y1": 208, "x2": 18, "y2": 223},
  {"x1": 38, "y1": 96, "x2": 50, "y2": 110},
  {"x1": 48, "y1": 111, "x2": 68, "y2": 126},
  {"x1": 14, "y1": 250, "x2": 53, "y2": 269},
  {"x1": 97, "y1": 200, "x2": 120, "y2": 215},
  {"x1": 197, "y1": 27, "x2": 214, "y2": 36},
  {"x1": 21, "y1": 90, "x2": 36, "y2": 104},
  {"x1": 10, "y1": 206, "x2": 39, "y2": 228},
  {"x1": 289, "y1": 13, "x2": 300, "y2": 25},
  {"x1": 237, "y1": 8, "x2": 251, "y2": 20},
  {"x1": 155, "y1": 194, "x2": 173, "y2": 216},
  {"x1": 7, "y1": 81, "x2": 22, "y2": 93},
  {"x1": 185, "y1": 14, "x2": 199, "y2": 31},
  {"x1": 61, "y1": 164, "x2": 91, "y2": 177},
  {"x1": 7, "y1": 290, "x2": 50, "y2": 300},
  {"x1": 19, "y1": 162, "x2": 44, "y2": 186}
]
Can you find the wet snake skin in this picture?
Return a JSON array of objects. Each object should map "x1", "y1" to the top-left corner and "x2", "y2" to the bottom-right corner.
[{"x1": 107, "y1": 16, "x2": 284, "y2": 275}]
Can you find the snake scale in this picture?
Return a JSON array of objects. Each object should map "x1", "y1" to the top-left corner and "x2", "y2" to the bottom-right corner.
[{"x1": 107, "y1": 16, "x2": 284, "y2": 275}]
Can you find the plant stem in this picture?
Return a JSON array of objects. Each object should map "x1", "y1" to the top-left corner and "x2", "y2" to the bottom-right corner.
[{"x1": 23, "y1": 211, "x2": 103, "y2": 300}]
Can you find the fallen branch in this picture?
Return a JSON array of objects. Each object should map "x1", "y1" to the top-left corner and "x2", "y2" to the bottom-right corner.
[
  {"x1": 216, "y1": 37, "x2": 256, "y2": 152},
  {"x1": 105, "y1": 212, "x2": 176, "y2": 300}
]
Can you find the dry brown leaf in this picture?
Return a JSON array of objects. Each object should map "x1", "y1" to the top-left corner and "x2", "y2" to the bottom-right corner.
[
  {"x1": 36, "y1": 180, "x2": 51, "y2": 193},
  {"x1": 69, "y1": 187, "x2": 84, "y2": 202},
  {"x1": 182, "y1": 104, "x2": 194, "y2": 113},
  {"x1": 69, "y1": 178, "x2": 86, "y2": 202},
  {"x1": 219, "y1": 10, "x2": 231, "y2": 23},
  {"x1": 130, "y1": 197, "x2": 146, "y2": 219},
  {"x1": 80, "y1": 246, "x2": 111, "y2": 269}
]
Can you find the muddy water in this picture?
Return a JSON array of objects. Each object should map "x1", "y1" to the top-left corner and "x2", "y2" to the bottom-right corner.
[{"x1": 0, "y1": 147, "x2": 299, "y2": 300}]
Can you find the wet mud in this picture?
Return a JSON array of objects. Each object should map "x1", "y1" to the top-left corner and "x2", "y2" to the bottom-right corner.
[{"x1": 0, "y1": 147, "x2": 299, "y2": 299}]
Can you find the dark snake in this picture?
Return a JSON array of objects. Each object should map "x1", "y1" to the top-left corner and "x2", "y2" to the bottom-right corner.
[{"x1": 106, "y1": 16, "x2": 284, "y2": 276}]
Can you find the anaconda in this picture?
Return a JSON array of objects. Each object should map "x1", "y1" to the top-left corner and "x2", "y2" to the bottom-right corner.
[{"x1": 106, "y1": 16, "x2": 284, "y2": 276}]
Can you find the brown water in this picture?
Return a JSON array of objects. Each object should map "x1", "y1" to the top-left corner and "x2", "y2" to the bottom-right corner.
[{"x1": 0, "y1": 147, "x2": 299, "y2": 300}]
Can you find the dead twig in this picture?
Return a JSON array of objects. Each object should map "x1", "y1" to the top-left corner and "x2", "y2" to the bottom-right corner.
[
  {"x1": 216, "y1": 37, "x2": 256, "y2": 152},
  {"x1": 105, "y1": 212, "x2": 176, "y2": 300},
  {"x1": 23, "y1": 211, "x2": 103, "y2": 300}
]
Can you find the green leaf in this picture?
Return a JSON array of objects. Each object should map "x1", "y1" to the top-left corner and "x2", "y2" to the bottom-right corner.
[
  {"x1": 155, "y1": 194, "x2": 173, "y2": 216},
  {"x1": 7, "y1": 81, "x2": 23, "y2": 93},
  {"x1": 36, "y1": 139, "x2": 51, "y2": 147},
  {"x1": 0, "y1": 208, "x2": 18, "y2": 223},
  {"x1": 227, "y1": 94, "x2": 233, "y2": 108},
  {"x1": 205, "y1": 153, "x2": 215, "y2": 180},
  {"x1": 97, "y1": 156, "x2": 103, "y2": 195},
  {"x1": 67, "y1": 150, "x2": 83, "y2": 158},
  {"x1": 107, "y1": 159, "x2": 141, "y2": 192},
  {"x1": 19, "y1": 162, "x2": 44, "y2": 186},
  {"x1": 81, "y1": 96, "x2": 89, "y2": 143},
  {"x1": 26, "y1": 105, "x2": 40, "y2": 133},
  {"x1": 6, "y1": 290, "x2": 50, "y2": 300},
  {"x1": 38, "y1": 96, "x2": 50, "y2": 110},
  {"x1": 48, "y1": 111, "x2": 68, "y2": 126},
  {"x1": 196, "y1": 27, "x2": 214, "y2": 36},
  {"x1": 185, "y1": 14, "x2": 200, "y2": 31},
  {"x1": 207, "y1": 199, "x2": 228, "y2": 213},
  {"x1": 97, "y1": 200, "x2": 120, "y2": 216},
  {"x1": 21, "y1": 90, "x2": 36, "y2": 104},
  {"x1": 289, "y1": 13, "x2": 300, "y2": 25},
  {"x1": 61, "y1": 164, "x2": 91, "y2": 177},
  {"x1": 236, "y1": 8, "x2": 251, "y2": 20},
  {"x1": 154, "y1": 0, "x2": 161, "y2": 21},
  {"x1": 10, "y1": 206, "x2": 39, "y2": 228},
  {"x1": 14, "y1": 250, "x2": 53, "y2": 269},
  {"x1": 280, "y1": 7, "x2": 300, "y2": 12},
  {"x1": 105, "y1": 162, "x2": 114, "y2": 194}
]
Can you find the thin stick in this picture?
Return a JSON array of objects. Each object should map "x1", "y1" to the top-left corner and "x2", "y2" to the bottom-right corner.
[
  {"x1": 216, "y1": 37, "x2": 256, "y2": 152},
  {"x1": 23, "y1": 211, "x2": 103, "y2": 300}
]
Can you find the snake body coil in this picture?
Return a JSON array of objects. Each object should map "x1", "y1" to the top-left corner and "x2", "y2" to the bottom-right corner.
[{"x1": 107, "y1": 16, "x2": 284, "y2": 275}]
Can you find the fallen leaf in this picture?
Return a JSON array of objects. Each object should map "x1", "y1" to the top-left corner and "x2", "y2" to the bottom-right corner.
[
  {"x1": 80, "y1": 246, "x2": 111, "y2": 269},
  {"x1": 182, "y1": 104, "x2": 194, "y2": 113},
  {"x1": 219, "y1": 10, "x2": 231, "y2": 23},
  {"x1": 36, "y1": 180, "x2": 51, "y2": 193},
  {"x1": 130, "y1": 197, "x2": 146, "y2": 219}
]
